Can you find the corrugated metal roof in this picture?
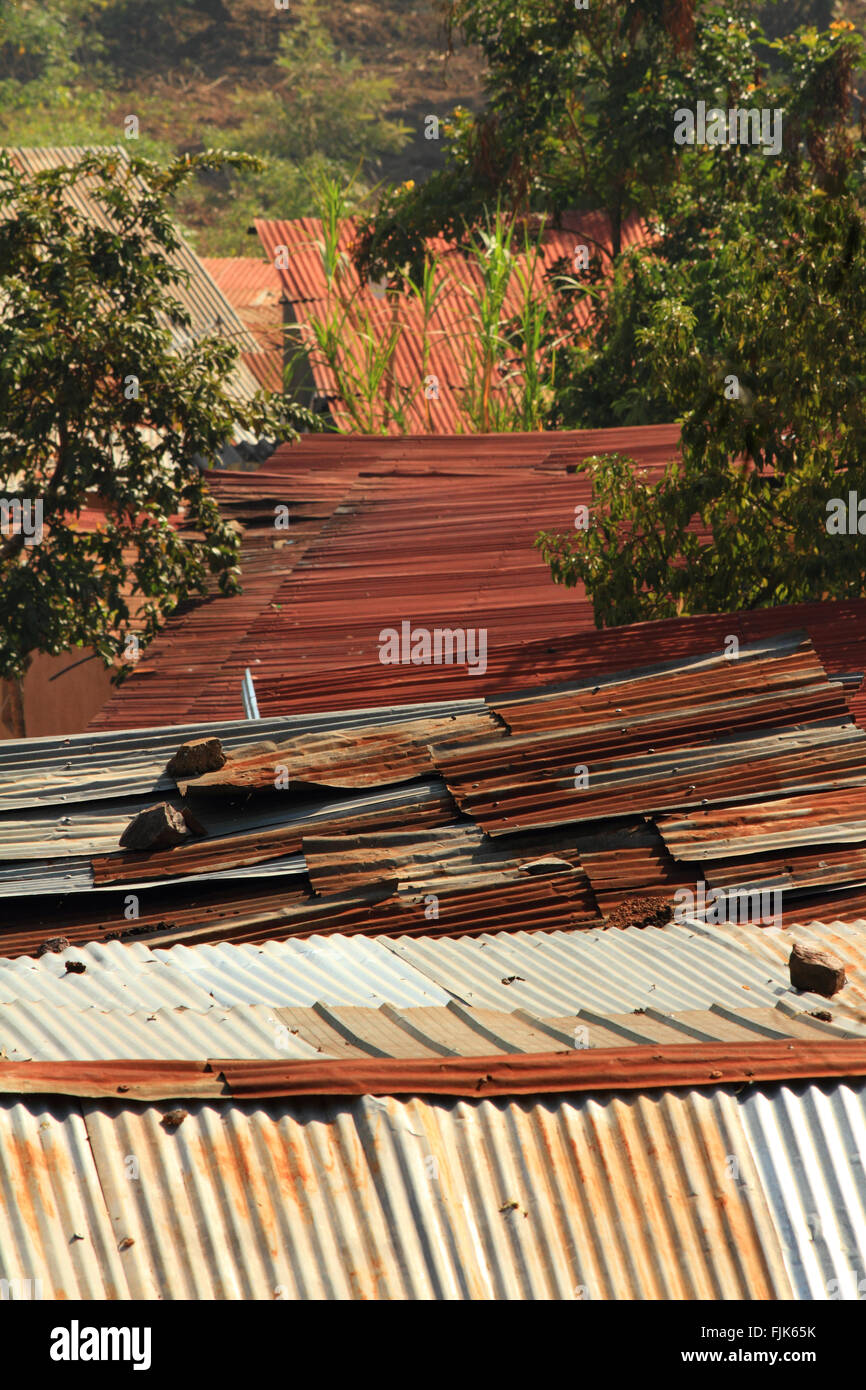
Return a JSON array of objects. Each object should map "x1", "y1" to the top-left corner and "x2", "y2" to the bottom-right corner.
[
  {"x1": 740, "y1": 1083, "x2": 866, "y2": 1300},
  {"x1": 0, "y1": 701, "x2": 482, "y2": 811},
  {"x1": 88, "y1": 427, "x2": 682, "y2": 729},
  {"x1": 0, "y1": 1002, "x2": 319, "y2": 1062},
  {"x1": 255, "y1": 211, "x2": 654, "y2": 433},
  {"x1": 378, "y1": 921, "x2": 849, "y2": 1016},
  {"x1": 1, "y1": 997, "x2": 857, "y2": 1064},
  {"x1": 0, "y1": 934, "x2": 447, "y2": 1011},
  {"x1": 690, "y1": 918, "x2": 866, "y2": 1027},
  {"x1": 0, "y1": 1098, "x2": 135, "y2": 1299},
  {"x1": 659, "y1": 789, "x2": 866, "y2": 859},
  {"x1": 202, "y1": 256, "x2": 283, "y2": 393},
  {"x1": 0, "y1": 1088, "x2": 794, "y2": 1298},
  {"x1": 86, "y1": 426, "x2": 866, "y2": 731},
  {"x1": 11, "y1": 629, "x2": 866, "y2": 955},
  {"x1": 0, "y1": 936, "x2": 451, "y2": 1010},
  {"x1": 6, "y1": 146, "x2": 262, "y2": 405}
]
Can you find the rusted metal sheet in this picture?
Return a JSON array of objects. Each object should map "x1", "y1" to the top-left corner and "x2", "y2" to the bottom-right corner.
[
  {"x1": 85, "y1": 417, "x2": 866, "y2": 733},
  {"x1": 434, "y1": 643, "x2": 866, "y2": 835},
  {"x1": 182, "y1": 712, "x2": 501, "y2": 794},
  {"x1": 0, "y1": 1060, "x2": 223, "y2": 1100},
  {"x1": 659, "y1": 789, "x2": 866, "y2": 860},
  {"x1": 14, "y1": 1080, "x2": 866, "y2": 1298},
  {"x1": 74, "y1": 1088, "x2": 792, "y2": 1299},
  {"x1": 89, "y1": 780, "x2": 454, "y2": 886},
  {"x1": 255, "y1": 212, "x2": 653, "y2": 433},
  {"x1": 2, "y1": 1038, "x2": 866, "y2": 1101},
  {"x1": 203, "y1": 256, "x2": 283, "y2": 392},
  {"x1": 86, "y1": 427, "x2": 671, "y2": 730},
  {"x1": 0, "y1": 1098, "x2": 137, "y2": 1299}
]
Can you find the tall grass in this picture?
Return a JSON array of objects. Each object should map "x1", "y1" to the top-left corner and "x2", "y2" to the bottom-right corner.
[{"x1": 290, "y1": 179, "x2": 573, "y2": 433}]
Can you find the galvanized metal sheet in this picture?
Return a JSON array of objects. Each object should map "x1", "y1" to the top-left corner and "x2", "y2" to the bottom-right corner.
[
  {"x1": 0, "y1": 1088, "x2": 790, "y2": 1299},
  {"x1": 0, "y1": 936, "x2": 451, "y2": 1009},
  {"x1": 0, "y1": 1002, "x2": 320, "y2": 1062},
  {"x1": 379, "y1": 923, "x2": 850, "y2": 1016},
  {"x1": 740, "y1": 1082, "x2": 866, "y2": 1300},
  {"x1": 687, "y1": 918, "x2": 866, "y2": 1026}
]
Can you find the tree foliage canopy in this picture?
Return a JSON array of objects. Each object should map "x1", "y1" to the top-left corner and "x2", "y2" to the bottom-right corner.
[{"x1": 0, "y1": 149, "x2": 314, "y2": 682}]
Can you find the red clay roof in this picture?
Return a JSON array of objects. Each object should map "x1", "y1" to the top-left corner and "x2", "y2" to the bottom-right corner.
[{"x1": 255, "y1": 212, "x2": 653, "y2": 432}]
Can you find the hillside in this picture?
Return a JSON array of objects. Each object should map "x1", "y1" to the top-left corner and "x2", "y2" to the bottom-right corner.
[{"x1": 0, "y1": 0, "x2": 486, "y2": 254}]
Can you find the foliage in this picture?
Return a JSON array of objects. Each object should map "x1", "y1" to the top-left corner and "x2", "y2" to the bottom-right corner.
[
  {"x1": 457, "y1": 208, "x2": 568, "y2": 432},
  {"x1": 291, "y1": 178, "x2": 571, "y2": 433},
  {"x1": 0, "y1": 149, "x2": 315, "y2": 682},
  {"x1": 0, "y1": 0, "x2": 417, "y2": 255},
  {"x1": 536, "y1": 182, "x2": 866, "y2": 620}
]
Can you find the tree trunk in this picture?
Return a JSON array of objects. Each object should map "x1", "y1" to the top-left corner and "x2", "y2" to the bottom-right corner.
[{"x1": 0, "y1": 676, "x2": 26, "y2": 738}]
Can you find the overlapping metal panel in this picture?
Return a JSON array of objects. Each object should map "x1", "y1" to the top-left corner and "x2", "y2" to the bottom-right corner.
[
  {"x1": 0, "y1": 1089, "x2": 792, "y2": 1300},
  {"x1": 1, "y1": 997, "x2": 855, "y2": 1064},
  {"x1": 0, "y1": 1002, "x2": 317, "y2": 1062},
  {"x1": 379, "y1": 923, "x2": 856, "y2": 1016},
  {"x1": 0, "y1": 701, "x2": 483, "y2": 811},
  {"x1": 0, "y1": 936, "x2": 451, "y2": 1010},
  {"x1": 740, "y1": 1083, "x2": 866, "y2": 1300}
]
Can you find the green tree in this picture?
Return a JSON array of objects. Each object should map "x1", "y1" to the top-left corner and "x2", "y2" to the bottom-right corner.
[
  {"x1": 0, "y1": 149, "x2": 314, "y2": 689},
  {"x1": 357, "y1": 0, "x2": 754, "y2": 281},
  {"x1": 536, "y1": 179, "x2": 866, "y2": 620}
]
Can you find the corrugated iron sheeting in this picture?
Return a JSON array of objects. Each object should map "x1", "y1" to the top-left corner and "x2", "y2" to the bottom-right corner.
[
  {"x1": 0, "y1": 998, "x2": 859, "y2": 1064},
  {"x1": 432, "y1": 635, "x2": 866, "y2": 835},
  {"x1": 211, "y1": 1040, "x2": 866, "y2": 1100},
  {"x1": 659, "y1": 789, "x2": 866, "y2": 860},
  {"x1": 183, "y1": 711, "x2": 502, "y2": 794},
  {"x1": 7, "y1": 146, "x2": 262, "y2": 405},
  {"x1": 740, "y1": 1083, "x2": 866, "y2": 1300},
  {"x1": 256, "y1": 211, "x2": 653, "y2": 433},
  {"x1": 0, "y1": 936, "x2": 451, "y2": 1009},
  {"x1": 0, "y1": 703, "x2": 483, "y2": 811},
  {"x1": 78, "y1": 423, "x2": 866, "y2": 731},
  {"x1": 0, "y1": 1002, "x2": 320, "y2": 1063},
  {"x1": 0, "y1": 1098, "x2": 135, "y2": 1299},
  {"x1": 87, "y1": 427, "x2": 678, "y2": 729},
  {"x1": 0, "y1": 1089, "x2": 793, "y2": 1298},
  {"x1": 202, "y1": 256, "x2": 283, "y2": 393},
  {"x1": 378, "y1": 923, "x2": 834, "y2": 1016},
  {"x1": 690, "y1": 918, "x2": 866, "y2": 1026},
  {"x1": 89, "y1": 780, "x2": 454, "y2": 887}
]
